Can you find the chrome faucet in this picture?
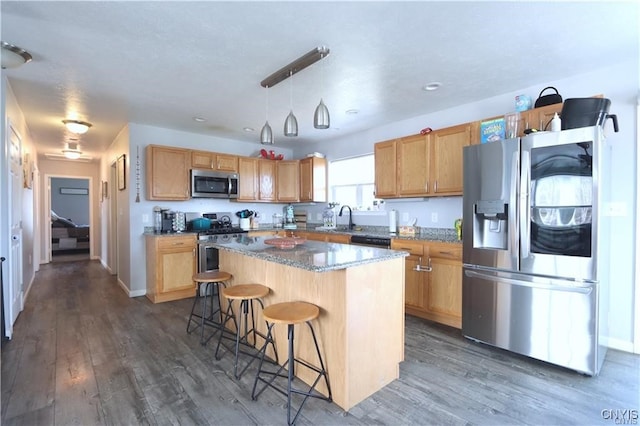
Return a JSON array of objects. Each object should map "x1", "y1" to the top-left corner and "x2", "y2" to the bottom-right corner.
[{"x1": 338, "y1": 205, "x2": 354, "y2": 230}]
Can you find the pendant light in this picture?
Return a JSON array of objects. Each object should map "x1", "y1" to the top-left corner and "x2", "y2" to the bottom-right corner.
[
  {"x1": 314, "y1": 51, "x2": 330, "y2": 129},
  {"x1": 260, "y1": 86, "x2": 274, "y2": 145},
  {"x1": 284, "y1": 70, "x2": 298, "y2": 137}
]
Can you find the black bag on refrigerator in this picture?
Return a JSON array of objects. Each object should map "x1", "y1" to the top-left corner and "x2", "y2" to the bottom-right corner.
[{"x1": 534, "y1": 87, "x2": 563, "y2": 108}]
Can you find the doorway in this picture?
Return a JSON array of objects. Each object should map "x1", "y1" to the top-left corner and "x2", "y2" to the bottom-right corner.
[{"x1": 45, "y1": 176, "x2": 93, "y2": 263}]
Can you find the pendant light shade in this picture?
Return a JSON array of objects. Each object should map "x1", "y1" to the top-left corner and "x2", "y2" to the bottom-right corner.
[
  {"x1": 284, "y1": 111, "x2": 298, "y2": 137},
  {"x1": 314, "y1": 99, "x2": 330, "y2": 129},
  {"x1": 260, "y1": 86, "x2": 274, "y2": 145},
  {"x1": 261, "y1": 121, "x2": 274, "y2": 145}
]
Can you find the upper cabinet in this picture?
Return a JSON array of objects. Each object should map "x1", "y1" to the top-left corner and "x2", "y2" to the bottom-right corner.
[
  {"x1": 374, "y1": 139, "x2": 398, "y2": 198},
  {"x1": 258, "y1": 159, "x2": 277, "y2": 201},
  {"x1": 146, "y1": 145, "x2": 190, "y2": 200},
  {"x1": 428, "y1": 122, "x2": 479, "y2": 195},
  {"x1": 276, "y1": 160, "x2": 300, "y2": 202},
  {"x1": 299, "y1": 157, "x2": 327, "y2": 203},
  {"x1": 191, "y1": 150, "x2": 238, "y2": 172},
  {"x1": 374, "y1": 122, "x2": 477, "y2": 199},
  {"x1": 237, "y1": 157, "x2": 259, "y2": 201}
]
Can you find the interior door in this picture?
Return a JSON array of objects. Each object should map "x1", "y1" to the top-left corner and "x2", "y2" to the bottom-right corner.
[{"x1": 5, "y1": 124, "x2": 24, "y2": 338}]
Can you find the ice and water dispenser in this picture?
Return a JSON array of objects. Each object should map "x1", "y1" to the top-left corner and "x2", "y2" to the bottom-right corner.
[{"x1": 472, "y1": 200, "x2": 509, "y2": 250}]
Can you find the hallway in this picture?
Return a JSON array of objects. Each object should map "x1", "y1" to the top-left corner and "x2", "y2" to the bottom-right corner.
[{"x1": 2, "y1": 260, "x2": 638, "y2": 425}]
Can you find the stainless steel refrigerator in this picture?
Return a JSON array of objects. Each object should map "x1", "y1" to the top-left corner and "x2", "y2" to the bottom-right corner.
[{"x1": 462, "y1": 125, "x2": 613, "y2": 376}]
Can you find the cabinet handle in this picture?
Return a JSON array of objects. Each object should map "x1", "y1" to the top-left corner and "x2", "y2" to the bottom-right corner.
[
  {"x1": 413, "y1": 257, "x2": 432, "y2": 272},
  {"x1": 425, "y1": 181, "x2": 429, "y2": 192},
  {"x1": 434, "y1": 181, "x2": 438, "y2": 192},
  {"x1": 172, "y1": 242, "x2": 185, "y2": 246}
]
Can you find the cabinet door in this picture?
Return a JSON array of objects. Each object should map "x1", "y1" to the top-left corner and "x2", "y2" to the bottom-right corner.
[
  {"x1": 374, "y1": 140, "x2": 398, "y2": 198},
  {"x1": 159, "y1": 246, "x2": 196, "y2": 294},
  {"x1": 392, "y1": 240, "x2": 428, "y2": 312},
  {"x1": 429, "y1": 122, "x2": 478, "y2": 195},
  {"x1": 425, "y1": 242, "x2": 462, "y2": 328},
  {"x1": 397, "y1": 134, "x2": 429, "y2": 196},
  {"x1": 146, "y1": 145, "x2": 190, "y2": 200},
  {"x1": 299, "y1": 157, "x2": 327, "y2": 202},
  {"x1": 276, "y1": 160, "x2": 300, "y2": 202},
  {"x1": 238, "y1": 157, "x2": 258, "y2": 201},
  {"x1": 215, "y1": 154, "x2": 239, "y2": 172},
  {"x1": 191, "y1": 150, "x2": 215, "y2": 169},
  {"x1": 326, "y1": 234, "x2": 350, "y2": 244},
  {"x1": 259, "y1": 160, "x2": 277, "y2": 201}
]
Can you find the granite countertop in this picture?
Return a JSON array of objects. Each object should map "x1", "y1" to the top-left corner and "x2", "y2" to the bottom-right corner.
[
  {"x1": 250, "y1": 226, "x2": 462, "y2": 244},
  {"x1": 213, "y1": 236, "x2": 408, "y2": 273}
]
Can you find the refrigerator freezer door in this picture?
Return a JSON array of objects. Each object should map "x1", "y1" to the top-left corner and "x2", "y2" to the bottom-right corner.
[
  {"x1": 463, "y1": 138, "x2": 519, "y2": 271},
  {"x1": 462, "y1": 267, "x2": 601, "y2": 375}
]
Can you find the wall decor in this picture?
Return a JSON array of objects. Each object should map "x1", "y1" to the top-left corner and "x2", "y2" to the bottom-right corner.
[
  {"x1": 23, "y1": 152, "x2": 32, "y2": 189},
  {"x1": 60, "y1": 187, "x2": 88, "y2": 195},
  {"x1": 117, "y1": 154, "x2": 126, "y2": 190}
]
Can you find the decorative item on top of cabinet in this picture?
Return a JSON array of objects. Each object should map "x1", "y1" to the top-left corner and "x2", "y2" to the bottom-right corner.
[
  {"x1": 276, "y1": 160, "x2": 300, "y2": 202},
  {"x1": 299, "y1": 156, "x2": 327, "y2": 202},
  {"x1": 146, "y1": 145, "x2": 190, "y2": 200},
  {"x1": 145, "y1": 234, "x2": 197, "y2": 303}
]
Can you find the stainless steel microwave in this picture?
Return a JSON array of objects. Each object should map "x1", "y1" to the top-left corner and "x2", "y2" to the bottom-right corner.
[{"x1": 190, "y1": 170, "x2": 239, "y2": 199}]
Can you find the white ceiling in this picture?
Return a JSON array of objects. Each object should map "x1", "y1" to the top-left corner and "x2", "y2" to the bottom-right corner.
[{"x1": 1, "y1": 1, "x2": 638, "y2": 160}]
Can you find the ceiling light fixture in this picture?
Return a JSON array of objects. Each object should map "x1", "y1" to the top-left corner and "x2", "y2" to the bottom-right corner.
[
  {"x1": 193, "y1": 116, "x2": 207, "y2": 122},
  {"x1": 62, "y1": 142, "x2": 82, "y2": 160},
  {"x1": 314, "y1": 50, "x2": 330, "y2": 129},
  {"x1": 62, "y1": 119, "x2": 92, "y2": 134},
  {"x1": 284, "y1": 70, "x2": 298, "y2": 137},
  {"x1": 260, "y1": 86, "x2": 274, "y2": 145},
  {"x1": 1, "y1": 41, "x2": 32, "y2": 69},
  {"x1": 422, "y1": 82, "x2": 442, "y2": 91}
]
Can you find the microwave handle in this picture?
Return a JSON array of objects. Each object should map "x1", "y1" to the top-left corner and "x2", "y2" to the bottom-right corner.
[{"x1": 228, "y1": 177, "x2": 232, "y2": 195}]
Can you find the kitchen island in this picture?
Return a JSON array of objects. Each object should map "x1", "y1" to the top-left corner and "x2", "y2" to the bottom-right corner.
[{"x1": 214, "y1": 235, "x2": 408, "y2": 411}]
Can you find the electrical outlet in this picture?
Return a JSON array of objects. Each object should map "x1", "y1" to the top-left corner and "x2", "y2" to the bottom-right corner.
[
  {"x1": 402, "y1": 212, "x2": 409, "y2": 222},
  {"x1": 431, "y1": 212, "x2": 438, "y2": 223},
  {"x1": 142, "y1": 214, "x2": 149, "y2": 223}
]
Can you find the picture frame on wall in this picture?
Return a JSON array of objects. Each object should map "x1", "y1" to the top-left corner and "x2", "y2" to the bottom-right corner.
[{"x1": 117, "y1": 154, "x2": 126, "y2": 190}]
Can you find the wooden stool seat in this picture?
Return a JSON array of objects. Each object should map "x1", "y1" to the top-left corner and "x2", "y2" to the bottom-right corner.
[
  {"x1": 221, "y1": 284, "x2": 270, "y2": 301},
  {"x1": 193, "y1": 270, "x2": 232, "y2": 283},
  {"x1": 187, "y1": 270, "x2": 233, "y2": 345},
  {"x1": 262, "y1": 301, "x2": 319, "y2": 325}
]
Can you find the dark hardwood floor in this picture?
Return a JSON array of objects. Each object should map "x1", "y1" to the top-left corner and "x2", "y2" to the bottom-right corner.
[{"x1": 2, "y1": 260, "x2": 638, "y2": 425}]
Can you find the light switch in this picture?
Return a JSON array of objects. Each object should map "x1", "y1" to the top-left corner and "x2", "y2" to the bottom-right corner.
[{"x1": 142, "y1": 214, "x2": 149, "y2": 223}]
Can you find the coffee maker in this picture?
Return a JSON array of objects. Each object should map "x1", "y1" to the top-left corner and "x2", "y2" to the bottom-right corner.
[
  {"x1": 283, "y1": 204, "x2": 296, "y2": 229},
  {"x1": 161, "y1": 209, "x2": 175, "y2": 233}
]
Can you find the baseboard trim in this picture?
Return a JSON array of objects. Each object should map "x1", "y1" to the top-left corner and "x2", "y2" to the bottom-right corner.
[
  {"x1": 116, "y1": 277, "x2": 146, "y2": 298},
  {"x1": 607, "y1": 337, "x2": 635, "y2": 353}
]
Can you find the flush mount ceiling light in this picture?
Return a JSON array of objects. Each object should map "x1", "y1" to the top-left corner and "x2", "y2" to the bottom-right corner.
[
  {"x1": 62, "y1": 142, "x2": 82, "y2": 160},
  {"x1": 1, "y1": 41, "x2": 32, "y2": 69},
  {"x1": 422, "y1": 82, "x2": 442, "y2": 91},
  {"x1": 62, "y1": 119, "x2": 92, "y2": 134}
]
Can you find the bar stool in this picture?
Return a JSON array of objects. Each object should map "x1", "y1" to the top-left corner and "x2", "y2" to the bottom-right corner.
[
  {"x1": 215, "y1": 284, "x2": 279, "y2": 379},
  {"x1": 251, "y1": 301, "x2": 332, "y2": 426},
  {"x1": 187, "y1": 271, "x2": 232, "y2": 345}
]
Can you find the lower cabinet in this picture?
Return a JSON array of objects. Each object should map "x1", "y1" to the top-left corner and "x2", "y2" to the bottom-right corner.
[
  {"x1": 146, "y1": 234, "x2": 197, "y2": 303},
  {"x1": 391, "y1": 239, "x2": 462, "y2": 328}
]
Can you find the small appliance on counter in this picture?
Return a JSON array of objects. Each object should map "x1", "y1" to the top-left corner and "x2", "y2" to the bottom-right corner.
[
  {"x1": 283, "y1": 204, "x2": 296, "y2": 229},
  {"x1": 161, "y1": 209, "x2": 175, "y2": 233}
]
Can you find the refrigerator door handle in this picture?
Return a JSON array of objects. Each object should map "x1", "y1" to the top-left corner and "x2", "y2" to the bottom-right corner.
[
  {"x1": 464, "y1": 269, "x2": 593, "y2": 295},
  {"x1": 509, "y1": 150, "x2": 519, "y2": 267},
  {"x1": 519, "y1": 151, "x2": 531, "y2": 259}
]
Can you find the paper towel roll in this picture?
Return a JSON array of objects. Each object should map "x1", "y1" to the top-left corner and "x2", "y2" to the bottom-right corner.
[{"x1": 389, "y1": 210, "x2": 397, "y2": 233}]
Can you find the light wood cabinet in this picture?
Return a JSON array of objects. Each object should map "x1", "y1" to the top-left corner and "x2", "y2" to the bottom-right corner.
[
  {"x1": 238, "y1": 157, "x2": 259, "y2": 201},
  {"x1": 258, "y1": 159, "x2": 277, "y2": 201},
  {"x1": 524, "y1": 103, "x2": 563, "y2": 132},
  {"x1": 428, "y1": 122, "x2": 479, "y2": 195},
  {"x1": 145, "y1": 145, "x2": 190, "y2": 200},
  {"x1": 192, "y1": 151, "x2": 239, "y2": 172},
  {"x1": 397, "y1": 134, "x2": 429, "y2": 196},
  {"x1": 374, "y1": 139, "x2": 398, "y2": 198},
  {"x1": 392, "y1": 239, "x2": 462, "y2": 328},
  {"x1": 276, "y1": 160, "x2": 300, "y2": 202},
  {"x1": 299, "y1": 157, "x2": 327, "y2": 202},
  {"x1": 145, "y1": 234, "x2": 197, "y2": 303}
]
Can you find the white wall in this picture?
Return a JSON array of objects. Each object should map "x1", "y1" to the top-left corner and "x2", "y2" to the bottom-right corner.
[{"x1": 294, "y1": 60, "x2": 639, "y2": 351}]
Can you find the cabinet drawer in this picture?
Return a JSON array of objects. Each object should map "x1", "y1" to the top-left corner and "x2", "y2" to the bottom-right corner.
[
  {"x1": 428, "y1": 242, "x2": 462, "y2": 260},
  {"x1": 391, "y1": 239, "x2": 425, "y2": 256},
  {"x1": 157, "y1": 235, "x2": 195, "y2": 249}
]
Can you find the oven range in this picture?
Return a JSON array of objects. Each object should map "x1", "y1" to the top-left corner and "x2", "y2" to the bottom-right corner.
[{"x1": 196, "y1": 212, "x2": 248, "y2": 273}]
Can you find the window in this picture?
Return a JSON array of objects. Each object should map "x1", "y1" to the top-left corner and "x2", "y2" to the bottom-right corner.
[{"x1": 329, "y1": 154, "x2": 381, "y2": 211}]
